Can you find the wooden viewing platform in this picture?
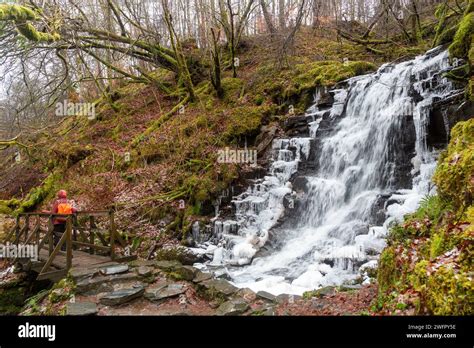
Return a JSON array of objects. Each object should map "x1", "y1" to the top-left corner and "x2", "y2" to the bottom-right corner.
[{"x1": 3, "y1": 211, "x2": 135, "y2": 281}]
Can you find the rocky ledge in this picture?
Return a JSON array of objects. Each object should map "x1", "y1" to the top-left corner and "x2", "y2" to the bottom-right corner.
[{"x1": 17, "y1": 259, "x2": 377, "y2": 316}]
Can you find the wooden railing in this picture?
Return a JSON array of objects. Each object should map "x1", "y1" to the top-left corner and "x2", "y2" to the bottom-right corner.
[{"x1": 4, "y1": 211, "x2": 132, "y2": 280}]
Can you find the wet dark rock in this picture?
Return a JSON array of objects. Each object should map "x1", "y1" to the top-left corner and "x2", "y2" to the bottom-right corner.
[
  {"x1": 370, "y1": 194, "x2": 391, "y2": 226},
  {"x1": 292, "y1": 176, "x2": 309, "y2": 193},
  {"x1": 283, "y1": 115, "x2": 309, "y2": 136},
  {"x1": 256, "y1": 124, "x2": 278, "y2": 155},
  {"x1": 386, "y1": 114, "x2": 416, "y2": 189},
  {"x1": 317, "y1": 94, "x2": 334, "y2": 109}
]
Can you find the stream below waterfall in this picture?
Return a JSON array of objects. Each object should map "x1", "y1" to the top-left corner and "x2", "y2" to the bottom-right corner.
[{"x1": 191, "y1": 47, "x2": 461, "y2": 295}]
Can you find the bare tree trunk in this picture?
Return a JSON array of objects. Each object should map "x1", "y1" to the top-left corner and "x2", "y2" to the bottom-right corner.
[
  {"x1": 279, "y1": 0, "x2": 285, "y2": 30},
  {"x1": 260, "y1": 0, "x2": 276, "y2": 34},
  {"x1": 209, "y1": 28, "x2": 224, "y2": 98},
  {"x1": 278, "y1": 0, "x2": 306, "y2": 67}
]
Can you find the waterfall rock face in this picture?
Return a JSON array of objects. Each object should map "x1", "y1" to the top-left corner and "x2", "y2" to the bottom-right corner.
[{"x1": 192, "y1": 48, "x2": 463, "y2": 296}]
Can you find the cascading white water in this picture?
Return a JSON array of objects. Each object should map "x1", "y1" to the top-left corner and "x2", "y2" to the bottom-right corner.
[{"x1": 193, "y1": 47, "x2": 459, "y2": 295}]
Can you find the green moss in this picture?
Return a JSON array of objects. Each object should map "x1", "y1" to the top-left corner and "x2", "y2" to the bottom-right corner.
[
  {"x1": 253, "y1": 94, "x2": 264, "y2": 106},
  {"x1": 449, "y1": 12, "x2": 474, "y2": 58},
  {"x1": 377, "y1": 118, "x2": 474, "y2": 315},
  {"x1": 429, "y1": 232, "x2": 445, "y2": 259},
  {"x1": 15, "y1": 20, "x2": 59, "y2": 42},
  {"x1": 433, "y1": 119, "x2": 474, "y2": 209},
  {"x1": 253, "y1": 59, "x2": 375, "y2": 112},
  {"x1": 377, "y1": 247, "x2": 400, "y2": 293},
  {"x1": 0, "y1": 4, "x2": 59, "y2": 42},
  {"x1": 396, "y1": 302, "x2": 408, "y2": 310},
  {"x1": 0, "y1": 198, "x2": 19, "y2": 215},
  {"x1": 0, "y1": 4, "x2": 38, "y2": 21},
  {"x1": 415, "y1": 265, "x2": 473, "y2": 315},
  {"x1": 444, "y1": 64, "x2": 470, "y2": 82},
  {"x1": 13, "y1": 171, "x2": 60, "y2": 215},
  {"x1": 0, "y1": 172, "x2": 62, "y2": 217},
  {"x1": 435, "y1": 24, "x2": 459, "y2": 46},
  {"x1": 154, "y1": 246, "x2": 196, "y2": 264},
  {"x1": 23, "y1": 289, "x2": 49, "y2": 315},
  {"x1": 466, "y1": 0, "x2": 474, "y2": 14},
  {"x1": 294, "y1": 61, "x2": 375, "y2": 86},
  {"x1": 0, "y1": 286, "x2": 26, "y2": 315},
  {"x1": 469, "y1": 36, "x2": 474, "y2": 66},
  {"x1": 221, "y1": 77, "x2": 245, "y2": 103},
  {"x1": 412, "y1": 195, "x2": 447, "y2": 223},
  {"x1": 222, "y1": 105, "x2": 266, "y2": 141}
]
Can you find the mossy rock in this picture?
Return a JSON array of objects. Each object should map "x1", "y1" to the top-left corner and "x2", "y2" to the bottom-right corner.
[
  {"x1": 0, "y1": 286, "x2": 27, "y2": 315},
  {"x1": 197, "y1": 279, "x2": 238, "y2": 303},
  {"x1": 221, "y1": 77, "x2": 245, "y2": 102},
  {"x1": 433, "y1": 119, "x2": 474, "y2": 209},
  {"x1": 435, "y1": 24, "x2": 459, "y2": 46},
  {"x1": 222, "y1": 105, "x2": 267, "y2": 141},
  {"x1": 449, "y1": 11, "x2": 474, "y2": 59},
  {"x1": 377, "y1": 247, "x2": 400, "y2": 293},
  {"x1": 411, "y1": 263, "x2": 474, "y2": 315}
]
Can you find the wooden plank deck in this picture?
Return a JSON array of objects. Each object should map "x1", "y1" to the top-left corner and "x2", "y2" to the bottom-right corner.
[
  {"x1": 38, "y1": 249, "x2": 113, "y2": 269},
  {"x1": 9, "y1": 212, "x2": 134, "y2": 282}
]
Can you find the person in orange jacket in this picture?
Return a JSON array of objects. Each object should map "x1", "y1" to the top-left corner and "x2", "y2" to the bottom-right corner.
[{"x1": 50, "y1": 190, "x2": 77, "y2": 249}]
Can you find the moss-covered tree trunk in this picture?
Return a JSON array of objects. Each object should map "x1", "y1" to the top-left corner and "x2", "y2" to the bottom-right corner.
[{"x1": 161, "y1": 0, "x2": 196, "y2": 101}]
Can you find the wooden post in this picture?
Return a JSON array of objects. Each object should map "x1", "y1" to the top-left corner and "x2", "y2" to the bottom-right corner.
[
  {"x1": 66, "y1": 217, "x2": 72, "y2": 271},
  {"x1": 48, "y1": 216, "x2": 54, "y2": 255},
  {"x1": 24, "y1": 215, "x2": 29, "y2": 244},
  {"x1": 15, "y1": 215, "x2": 20, "y2": 242},
  {"x1": 35, "y1": 216, "x2": 40, "y2": 245},
  {"x1": 89, "y1": 216, "x2": 95, "y2": 255},
  {"x1": 109, "y1": 210, "x2": 115, "y2": 260},
  {"x1": 72, "y1": 214, "x2": 78, "y2": 250}
]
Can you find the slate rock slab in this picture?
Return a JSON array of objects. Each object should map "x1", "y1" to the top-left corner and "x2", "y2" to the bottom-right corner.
[
  {"x1": 99, "y1": 286, "x2": 144, "y2": 306},
  {"x1": 137, "y1": 266, "x2": 153, "y2": 277},
  {"x1": 257, "y1": 290, "x2": 277, "y2": 302},
  {"x1": 76, "y1": 273, "x2": 139, "y2": 295},
  {"x1": 173, "y1": 265, "x2": 198, "y2": 281},
  {"x1": 200, "y1": 279, "x2": 238, "y2": 297},
  {"x1": 192, "y1": 271, "x2": 213, "y2": 283},
  {"x1": 216, "y1": 299, "x2": 249, "y2": 316},
  {"x1": 99, "y1": 264, "x2": 129, "y2": 275},
  {"x1": 66, "y1": 302, "x2": 98, "y2": 316},
  {"x1": 154, "y1": 260, "x2": 182, "y2": 272},
  {"x1": 145, "y1": 282, "x2": 186, "y2": 301}
]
